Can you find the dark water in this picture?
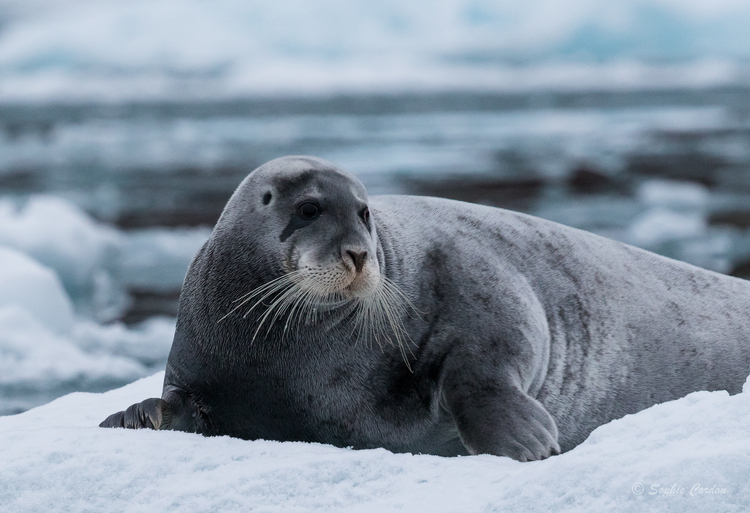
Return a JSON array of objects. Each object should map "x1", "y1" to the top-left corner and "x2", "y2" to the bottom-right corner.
[{"x1": 2, "y1": 87, "x2": 750, "y2": 322}]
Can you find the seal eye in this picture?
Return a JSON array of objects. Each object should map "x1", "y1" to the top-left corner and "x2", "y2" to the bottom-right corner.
[
  {"x1": 297, "y1": 202, "x2": 320, "y2": 220},
  {"x1": 360, "y1": 207, "x2": 370, "y2": 225}
]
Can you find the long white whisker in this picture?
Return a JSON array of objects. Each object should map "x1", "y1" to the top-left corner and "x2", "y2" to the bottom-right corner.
[
  {"x1": 219, "y1": 265, "x2": 420, "y2": 371},
  {"x1": 284, "y1": 285, "x2": 318, "y2": 341},
  {"x1": 252, "y1": 283, "x2": 305, "y2": 343},
  {"x1": 218, "y1": 271, "x2": 304, "y2": 322}
]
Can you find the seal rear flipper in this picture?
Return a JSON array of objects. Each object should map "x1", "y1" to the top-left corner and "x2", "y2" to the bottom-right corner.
[{"x1": 99, "y1": 398, "x2": 172, "y2": 430}]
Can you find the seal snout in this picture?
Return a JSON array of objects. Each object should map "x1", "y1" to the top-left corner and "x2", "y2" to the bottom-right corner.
[
  {"x1": 327, "y1": 240, "x2": 377, "y2": 299},
  {"x1": 345, "y1": 249, "x2": 368, "y2": 274}
]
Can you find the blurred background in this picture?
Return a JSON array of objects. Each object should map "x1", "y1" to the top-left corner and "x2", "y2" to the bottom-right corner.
[{"x1": 2, "y1": 0, "x2": 750, "y2": 415}]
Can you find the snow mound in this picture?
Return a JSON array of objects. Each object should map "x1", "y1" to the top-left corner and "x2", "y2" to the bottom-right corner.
[{"x1": 0, "y1": 373, "x2": 748, "y2": 512}]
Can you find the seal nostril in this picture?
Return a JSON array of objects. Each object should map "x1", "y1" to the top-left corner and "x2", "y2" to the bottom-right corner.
[{"x1": 346, "y1": 250, "x2": 368, "y2": 273}]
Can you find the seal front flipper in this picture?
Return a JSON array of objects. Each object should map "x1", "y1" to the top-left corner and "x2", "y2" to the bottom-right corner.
[
  {"x1": 442, "y1": 370, "x2": 560, "y2": 461},
  {"x1": 99, "y1": 398, "x2": 172, "y2": 430},
  {"x1": 99, "y1": 386, "x2": 203, "y2": 432}
]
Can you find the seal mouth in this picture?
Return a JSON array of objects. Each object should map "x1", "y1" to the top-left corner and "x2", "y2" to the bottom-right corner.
[{"x1": 343, "y1": 272, "x2": 379, "y2": 299}]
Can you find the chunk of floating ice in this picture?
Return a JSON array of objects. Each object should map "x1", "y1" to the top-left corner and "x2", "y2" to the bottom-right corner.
[
  {"x1": 0, "y1": 196, "x2": 125, "y2": 321},
  {"x1": 0, "y1": 246, "x2": 74, "y2": 335},
  {"x1": 627, "y1": 207, "x2": 706, "y2": 247},
  {"x1": 637, "y1": 179, "x2": 709, "y2": 210}
]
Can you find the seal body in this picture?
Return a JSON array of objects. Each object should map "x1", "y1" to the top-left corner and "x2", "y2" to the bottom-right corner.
[{"x1": 101, "y1": 156, "x2": 750, "y2": 461}]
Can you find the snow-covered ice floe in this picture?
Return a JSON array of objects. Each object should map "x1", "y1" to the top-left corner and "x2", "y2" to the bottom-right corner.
[{"x1": 0, "y1": 372, "x2": 749, "y2": 512}]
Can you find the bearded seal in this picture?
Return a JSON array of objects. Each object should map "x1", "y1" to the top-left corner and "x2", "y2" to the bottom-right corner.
[{"x1": 100, "y1": 156, "x2": 750, "y2": 461}]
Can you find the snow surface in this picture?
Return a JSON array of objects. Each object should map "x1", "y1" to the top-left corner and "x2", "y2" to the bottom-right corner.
[
  {"x1": 0, "y1": 372, "x2": 749, "y2": 512},
  {"x1": 2, "y1": 0, "x2": 750, "y2": 101}
]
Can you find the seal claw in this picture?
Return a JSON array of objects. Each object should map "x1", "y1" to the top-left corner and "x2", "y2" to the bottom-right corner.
[{"x1": 99, "y1": 398, "x2": 168, "y2": 430}]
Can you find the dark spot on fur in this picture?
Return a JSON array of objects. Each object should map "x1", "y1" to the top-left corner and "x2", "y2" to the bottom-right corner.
[
  {"x1": 263, "y1": 192, "x2": 272, "y2": 205},
  {"x1": 426, "y1": 248, "x2": 450, "y2": 302},
  {"x1": 280, "y1": 212, "x2": 313, "y2": 242},
  {"x1": 274, "y1": 170, "x2": 317, "y2": 196},
  {"x1": 329, "y1": 368, "x2": 351, "y2": 387}
]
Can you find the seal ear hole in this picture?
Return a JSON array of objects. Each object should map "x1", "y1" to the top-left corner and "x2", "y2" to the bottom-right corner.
[{"x1": 263, "y1": 192, "x2": 272, "y2": 205}]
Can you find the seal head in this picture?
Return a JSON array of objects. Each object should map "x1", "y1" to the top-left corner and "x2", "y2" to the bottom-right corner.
[
  {"x1": 218, "y1": 156, "x2": 381, "y2": 305},
  {"x1": 213, "y1": 157, "x2": 394, "y2": 349}
]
